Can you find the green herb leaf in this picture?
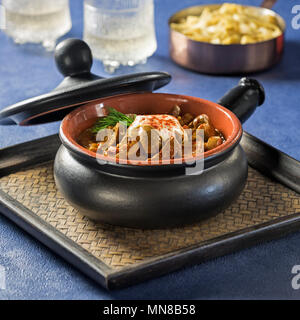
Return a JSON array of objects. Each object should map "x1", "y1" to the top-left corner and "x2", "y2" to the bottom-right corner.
[{"x1": 91, "y1": 107, "x2": 136, "y2": 133}]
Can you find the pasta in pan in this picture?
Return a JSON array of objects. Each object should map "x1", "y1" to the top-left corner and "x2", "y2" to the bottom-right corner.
[{"x1": 170, "y1": 3, "x2": 282, "y2": 45}]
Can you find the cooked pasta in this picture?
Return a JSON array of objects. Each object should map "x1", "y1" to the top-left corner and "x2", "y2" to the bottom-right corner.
[{"x1": 170, "y1": 3, "x2": 282, "y2": 45}]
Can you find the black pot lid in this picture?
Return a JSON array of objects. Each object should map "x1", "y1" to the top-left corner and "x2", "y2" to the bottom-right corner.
[{"x1": 0, "y1": 39, "x2": 171, "y2": 125}]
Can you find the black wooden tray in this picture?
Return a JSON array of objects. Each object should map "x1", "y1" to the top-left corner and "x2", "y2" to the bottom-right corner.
[{"x1": 0, "y1": 132, "x2": 299, "y2": 290}]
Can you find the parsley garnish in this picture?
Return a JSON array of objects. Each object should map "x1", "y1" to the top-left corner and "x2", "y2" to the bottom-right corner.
[{"x1": 91, "y1": 107, "x2": 136, "y2": 133}]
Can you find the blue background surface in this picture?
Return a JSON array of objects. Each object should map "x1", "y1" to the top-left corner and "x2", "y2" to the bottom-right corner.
[{"x1": 0, "y1": 0, "x2": 299, "y2": 299}]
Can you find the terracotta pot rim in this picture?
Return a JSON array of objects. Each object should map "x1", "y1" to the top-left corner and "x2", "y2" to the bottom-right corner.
[{"x1": 60, "y1": 92, "x2": 243, "y2": 166}]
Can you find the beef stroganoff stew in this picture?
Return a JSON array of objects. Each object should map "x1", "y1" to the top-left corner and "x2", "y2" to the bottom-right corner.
[{"x1": 77, "y1": 105, "x2": 225, "y2": 163}]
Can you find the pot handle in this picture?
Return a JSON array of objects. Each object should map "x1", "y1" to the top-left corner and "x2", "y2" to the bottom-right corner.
[{"x1": 217, "y1": 78, "x2": 265, "y2": 123}]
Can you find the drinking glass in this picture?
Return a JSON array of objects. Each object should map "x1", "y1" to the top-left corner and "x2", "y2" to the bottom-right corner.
[
  {"x1": 1, "y1": 0, "x2": 72, "y2": 50},
  {"x1": 83, "y1": 0, "x2": 157, "y2": 73}
]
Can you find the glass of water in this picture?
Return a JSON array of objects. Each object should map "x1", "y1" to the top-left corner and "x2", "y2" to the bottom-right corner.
[
  {"x1": 83, "y1": 0, "x2": 157, "y2": 73},
  {"x1": 1, "y1": 0, "x2": 72, "y2": 50}
]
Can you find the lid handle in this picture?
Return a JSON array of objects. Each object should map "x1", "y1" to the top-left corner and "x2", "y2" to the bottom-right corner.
[{"x1": 55, "y1": 39, "x2": 94, "y2": 77}]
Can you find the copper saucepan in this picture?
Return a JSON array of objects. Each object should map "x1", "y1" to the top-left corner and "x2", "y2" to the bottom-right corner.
[{"x1": 169, "y1": 1, "x2": 285, "y2": 74}]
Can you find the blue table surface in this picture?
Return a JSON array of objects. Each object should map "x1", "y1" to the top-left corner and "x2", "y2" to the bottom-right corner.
[{"x1": 0, "y1": 0, "x2": 299, "y2": 300}]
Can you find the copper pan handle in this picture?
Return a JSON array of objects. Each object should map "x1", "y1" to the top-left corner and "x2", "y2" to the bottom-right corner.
[{"x1": 260, "y1": 0, "x2": 277, "y2": 9}]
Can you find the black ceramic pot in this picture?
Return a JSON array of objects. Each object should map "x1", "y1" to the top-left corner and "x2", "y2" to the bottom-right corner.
[
  {"x1": 54, "y1": 78, "x2": 265, "y2": 229},
  {"x1": 54, "y1": 143, "x2": 247, "y2": 228},
  {"x1": 0, "y1": 38, "x2": 265, "y2": 229}
]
